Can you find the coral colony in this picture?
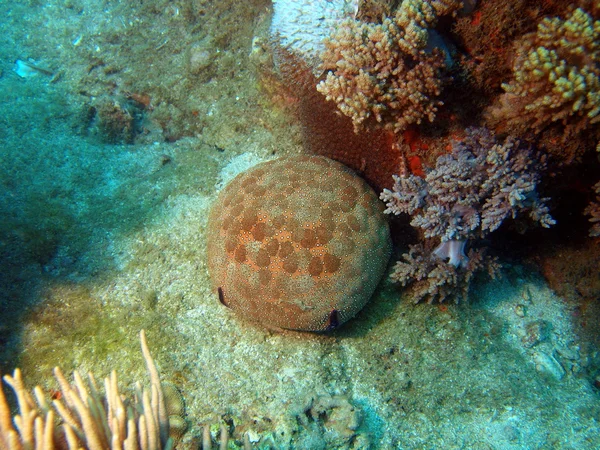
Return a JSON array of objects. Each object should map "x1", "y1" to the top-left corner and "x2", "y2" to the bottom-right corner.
[
  {"x1": 488, "y1": 7, "x2": 600, "y2": 163},
  {"x1": 316, "y1": 0, "x2": 462, "y2": 133},
  {"x1": 269, "y1": 0, "x2": 600, "y2": 305},
  {"x1": 380, "y1": 128, "x2": 555, "y2": 303}
]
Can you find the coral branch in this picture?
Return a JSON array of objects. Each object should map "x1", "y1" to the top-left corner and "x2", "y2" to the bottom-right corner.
[
  {"x1": 381, "y1": 127, "x2": 554, "y2": 303},
  {"x1": 381, "y1": 127, "x2": 555, "y2": 243},
  {"x1": 390, "y1": 243, "x2": 500, "y2": 304}
]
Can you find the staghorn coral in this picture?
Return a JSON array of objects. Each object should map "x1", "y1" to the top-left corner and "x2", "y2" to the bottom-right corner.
[
  {"x1": 0, "y1": 331, "x2": 186, "y2": 450},
  {"x1": 488, "y1": 7, "x2": 600, "y2": 162},
  {"x1": 316, "y1": 0, "x2": 462, "y2": 133},
  {"x1": 585, "y1": 181, "x2": 600, "y2": 236},
  {"x1": 207, "y1": 155, "x2": 392, "y2": 332},
  {"x1": 381, "y1": 127, "x2": 554, "y2": 302}
]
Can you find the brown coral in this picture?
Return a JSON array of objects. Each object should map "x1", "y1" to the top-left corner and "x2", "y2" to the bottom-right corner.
[
  {"x1": 452, "y1": 0, "x2": 572, "y2": 96},
  {"x1": 316, "y1": 0, "x2": 462, "y2": 133},
  {"x1": 206, "y1": 156, "x2": 392, "y2": 331},
  {"x1": 585, "y1": 180, "x2": 600, "y2": 236},
  {"x1": 269, "y1": 45, "x2": 406, "y2": 192}
]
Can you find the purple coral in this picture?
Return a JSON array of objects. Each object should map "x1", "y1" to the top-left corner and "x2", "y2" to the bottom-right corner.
[
  {"x1": 380, "y1": 127, "x2": 555, "y2": 302},
  {"x1": 389, "y1": 242, "x2": 500, "y2": 304}
]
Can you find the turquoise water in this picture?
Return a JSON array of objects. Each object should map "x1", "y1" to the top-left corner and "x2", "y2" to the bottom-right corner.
[{"x1": 1, "y1": 1, "x2": 599, "y2": 448}]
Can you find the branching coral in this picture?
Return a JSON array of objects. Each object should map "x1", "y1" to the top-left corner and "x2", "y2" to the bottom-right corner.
[
  {"x1": 316, "y1": 0, "x2": 462, "y2": 133},
  {"x1": 0, "y1": 331, "x2": 186, "y2": 450},
  {"x1": 489, "y1": 7, "x2": 600, "y2": 161},
  {"x1": 585, "y1": 181, "x2": 600, "y2": 236},
  {"x1": 380, "y1": 127, "x2": 555, "y2": 303},
  {"x1": 389, "y1": 242, "x2": 501, "y2": 304}
]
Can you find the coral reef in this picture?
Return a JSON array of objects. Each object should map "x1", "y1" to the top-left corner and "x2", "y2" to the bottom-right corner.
[
  {"x1": 0, "y1": 331, "x2": 185, "y2": 450},
  {"x1": 316, "y1": 0, "x2": 462, "y2": 133},
  {"x1": 268, "y1": 41, "x2": 407, "y2": 191},
  {"x1": 207, "y1": 155, "x2": 392, "y2": 331},
  {"x1": 380, "y1": 128, "x2": 554, "y2": 302},
  {"x1": 585, "y1": 180, "x2": 600, "y2": 236},
  {"x1": 355, "y1": 0, "x2": 396, "y2": 23},
  {"x1": 451, "y1": 0, "x2": 571, "y2": 97},
  {"x1": 488, "y1": 7, "x2": 600, "y2": 162}
]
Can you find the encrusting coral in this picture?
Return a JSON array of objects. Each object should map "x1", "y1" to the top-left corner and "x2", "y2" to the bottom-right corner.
[
  {"x1": 380, "y1": 127, "x2": 555, "y2": 303},
  {"x1": 585, "y1": 181, "x2": 600, "y2": 237},
  {"x1": 0, "y1": 330, "x2": 187, "y2": 450},
  {"x1": 489, "y1": 6, "x2": 600, "y2": 162},
  {"x1": 316, "y1": 0, "x2": 462, "y2": 133}
]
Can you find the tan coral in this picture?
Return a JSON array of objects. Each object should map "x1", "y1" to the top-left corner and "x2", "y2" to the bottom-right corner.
[
  {"x1": 489, "y1": 7, "x2": 600, "y2": 161},
  {"x1": 316, "y1": 0, "x2": 461, "y2": 133},
  {"x1": 0, "y1": 330, "x2": 185, "y2": 450}
]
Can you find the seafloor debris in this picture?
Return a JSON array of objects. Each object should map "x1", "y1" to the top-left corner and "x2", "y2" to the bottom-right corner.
[
  {"x1": 532, "y1": 350, "x2": 567, "y2": 381},
  {"x1": 13, "y1": 59, "x2": 53, "y2": 78}
]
